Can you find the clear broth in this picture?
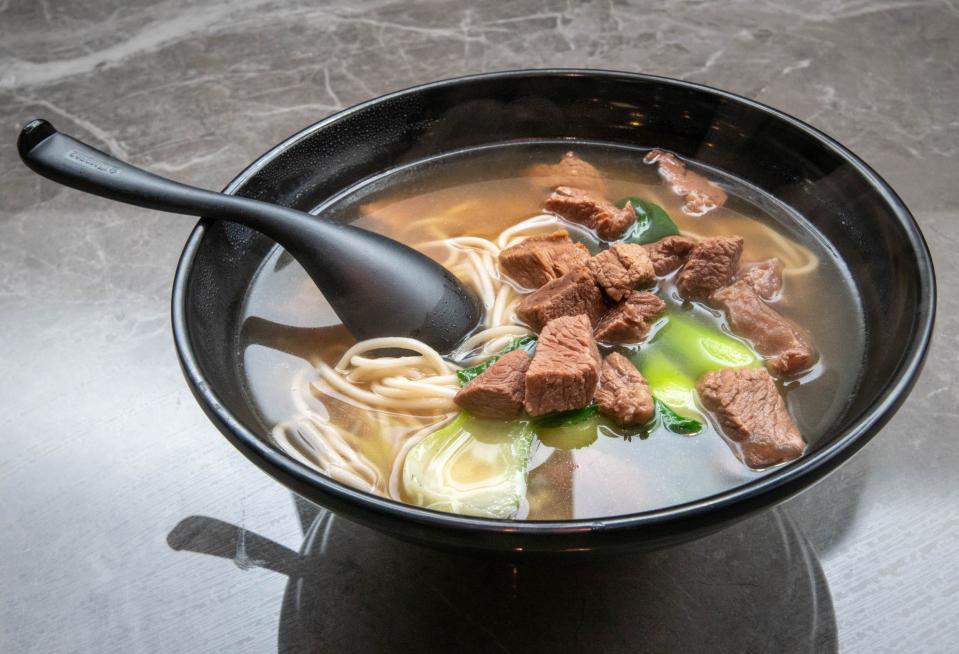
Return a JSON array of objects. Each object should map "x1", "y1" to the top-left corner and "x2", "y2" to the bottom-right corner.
[{"x1": 239, "y1": 142, "x2": 864, "y2": 520}]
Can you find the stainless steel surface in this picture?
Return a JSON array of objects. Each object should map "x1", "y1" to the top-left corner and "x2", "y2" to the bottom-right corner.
[{"x1": 1, "y1": 1, "x2": 956, "y2": 652}]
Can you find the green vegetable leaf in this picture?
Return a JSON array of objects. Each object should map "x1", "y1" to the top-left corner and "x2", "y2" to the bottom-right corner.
[
  {"x1": 532, "y1": 405, "x2": 601, "y2": 450},
  {"x1": 532, "y1": 404, "x2": 599, "y2": 428},
  {"x1": 655, "y1": 398, "x2": 702, "y2": 435},
  {"x1": 536, "y1": 420, "x2": 599, "y2": 450},
  {"x1": 402, "y1": 413, "x2": 535, "y2": 518},
  {"x1": 457, "y1": 336, "x2": 537, "y2": 386},
  {"x1": 630, "y1": 347, "x2": 699, "y2": 414},
  {"x1": 618, "y1": 197, "x2": 680, "y2": 244},
  {"x1": 630, "y1": 347, "x2": 705, "y2": 432},
  {"x1": 654, "y1": 313, "x2": 761, "y2": 378}
]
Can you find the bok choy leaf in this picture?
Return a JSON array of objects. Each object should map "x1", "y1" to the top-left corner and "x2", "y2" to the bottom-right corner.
[
  {"x1": 531, "y1": 404, "x2": 599, "y2": 429},
  {"x1": 630, "y1": 348, "x2": 703, "y2": 435},
  {"x1": 654, "y1": 398, "x2": 702, "y2": 435},
  {"x1": 654, "y1": 313, "x2": 760, "y2": 377},
  {"x1": 531, "y1": 404, "x2": 600, "y2": 450},
  {"x1": 619, "y1": 197, "x2": 680, "y2": 244},
  {"x1": 402, "y1": 413, "x2": 535, "y2": 518}
]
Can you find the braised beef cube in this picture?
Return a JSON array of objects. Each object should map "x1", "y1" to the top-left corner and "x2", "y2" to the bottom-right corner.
[
  {"x1": 697, "y1": 367, "x2": 805, "y2": 469},
  {"x1": 593, "y1": 291, "x2": 666, "y2": 345},
  {"x1": 498, "y1": 230, "x2": 591, "y2": 289},
  {"x1": 524, "y1": 314, "x2": 601, "y2": 416},
  {"x1": 737, "y1": 258, "x2": 784, "y2": 300},
  {"x1": 711, "y1": 280, "x2": 818, "y2": 377},
  {"x1": 676, "y1": 236, "x2": 744, "y2": 299},
  {"x1": 544, "y1": 186, "x2": 635, "y2": 240},
  {"x1": 516, "y1": 268, "x2": 606, "y2": 331},
  {"x1": 644, "y1": 235, "x2": 697, "y2": 276},
  {"x1": 644, "y1": 149, "x2": 728, "y2": 216},
  {"x1": 525, "y1": 151, "x2": 607, "y2": 196},
  {"x1": 587, "y1": 243, "x2": 656, "y2": 301},
  {"x1": 453, "y1": 349, "x2": 531, "y2": 419},
  {"x1": 595, "y1": 352, "x2": 654, "y2": 426}
]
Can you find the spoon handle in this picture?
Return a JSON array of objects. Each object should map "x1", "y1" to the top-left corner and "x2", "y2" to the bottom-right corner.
[
  {"x1": 19, "y1": 119, "x2": 234, "y2": 215},
  {"x1": 16, "y1": 118, "x2": 323, "y2": 237}
]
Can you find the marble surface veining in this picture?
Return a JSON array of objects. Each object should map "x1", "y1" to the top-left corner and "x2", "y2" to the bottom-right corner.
[{"x1": 1, "y1": 1, "x2": 957, "y2": 652}]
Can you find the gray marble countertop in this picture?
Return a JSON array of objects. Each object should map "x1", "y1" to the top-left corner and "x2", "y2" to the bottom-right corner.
[{"x1": 2, "y1": 1, "x2": 956, "y2": 652}]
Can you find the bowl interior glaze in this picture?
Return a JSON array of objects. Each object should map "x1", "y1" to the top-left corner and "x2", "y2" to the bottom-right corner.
[{"x1": 172, "y1": 70, "x2": 934, "y2": 554}]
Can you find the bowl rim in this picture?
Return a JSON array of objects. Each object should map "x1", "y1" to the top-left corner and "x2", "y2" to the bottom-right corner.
[{"x1": 171, "y1": 68, "x2": 936, "y2": 535}]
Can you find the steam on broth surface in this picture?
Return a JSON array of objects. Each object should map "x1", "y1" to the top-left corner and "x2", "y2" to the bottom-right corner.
[{"x1": 239, "y1": 143, "x2": 864, "y2": 520}]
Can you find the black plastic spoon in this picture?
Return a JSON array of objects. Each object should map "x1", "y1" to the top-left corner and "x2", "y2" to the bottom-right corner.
[{"x1": 17, "y1": 119, "x2": 482, "y2": 353}]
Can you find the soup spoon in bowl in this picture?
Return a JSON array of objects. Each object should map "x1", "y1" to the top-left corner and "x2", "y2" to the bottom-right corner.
[{"x1": 17, "y1": 119, "x2": 483, "y2": 354}]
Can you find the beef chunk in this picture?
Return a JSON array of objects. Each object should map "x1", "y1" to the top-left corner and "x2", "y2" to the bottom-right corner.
[
  {"x1": 545, "y1": 186, "x2": 635, "y2": 241},
  {"x1": 525, "y1": 151, "x2": 607, "y2": 196},
  {"x1": 587, "y1": 243, "x2": 656, "y2": 301},
  {"x1": 737, "y1": 258, "x2": 784, "y2": 300},
  {"x1": 711, "y1": 280, "x2": 818, "y2": 377},
  {"x1": 644, "y1": 235, "x2": 698, "y2": 276},
  {"x1": 676, "y1": 236, "x2": 744, "y2": 299},
  {"x1": 697, "y1": 367, "x2": 805, "y2": 469},
  {"x1": 516, "y1": 268, "x2": 606, "y2": 331},
  {"x1": 595, "y1": 352, "x2": 655, "y2": 426},
  {"x1": 593, "y1": 291, "x2": 666, "y2": 344},
  {"x1": 524, "y1": 314, "x2": 601, "y2": 416},
  {"x1": 498, "y1": 230, "x2": 590, "y2": 289},
  {"x1": 453, "y1": 349, "x2": 531, "y2": 419},
  {"x1": 644, "y1": 149, "x2": 728, "y2": 216}
]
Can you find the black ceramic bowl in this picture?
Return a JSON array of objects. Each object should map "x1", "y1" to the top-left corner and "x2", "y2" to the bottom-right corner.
[{"x1": 172, "y1": 70, "x2": 935, "y2": 554}]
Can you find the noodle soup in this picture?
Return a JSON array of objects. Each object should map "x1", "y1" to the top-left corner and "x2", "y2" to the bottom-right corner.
[{"x1": 239, "y1": 143, "x2": 864, "y2": 520}]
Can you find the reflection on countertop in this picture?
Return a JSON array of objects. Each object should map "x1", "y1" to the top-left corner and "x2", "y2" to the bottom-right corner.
[{"x1": 170, "y1": 497, "x2": 837, "y2": 653}]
